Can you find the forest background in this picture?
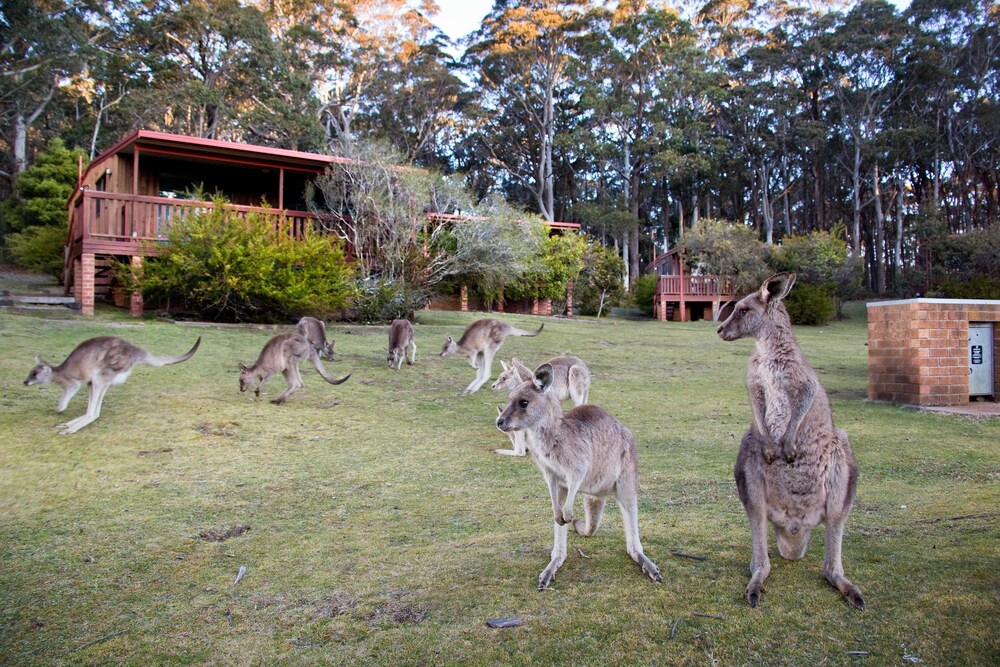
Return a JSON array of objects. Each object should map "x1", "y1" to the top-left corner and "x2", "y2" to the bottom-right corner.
[{"x1": 1, "y1": 0, "x2": 997, "y2": 306}]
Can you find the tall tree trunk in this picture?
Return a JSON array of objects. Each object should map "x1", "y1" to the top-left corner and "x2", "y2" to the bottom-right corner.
[
  {"x1": 872, "y1": 163, "x2": 886, "y2": 295},
  {"x1": 851, "y1": 140, "x2": 862, "y2": 255},
  {"x1": 759, "y1": 165, "x2": 774, "y2": 245}
]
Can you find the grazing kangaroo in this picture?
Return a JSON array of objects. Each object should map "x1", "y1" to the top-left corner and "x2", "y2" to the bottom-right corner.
[
  {"x1": 491, "y1": 356, "x2": 592, "y2": 456},
  {"x1": 496, "y1": 363, "x2": 662, "y2": 590},
  {"x1": 23, "y1": 336, "x2": 201, "y2": 435},
  {"x1": 386, "y1": 319, "x2": 416, "y2": 370},
  {"x1": 717, "y1": 273, "x2": 864, "y2": 610},
  {"x1": 239, "y1": 333, "x2": 350, "y2": 404},
  {"x1": 296, "y1": 316, "x2": 336, "y2": 360},
  {"x1": 439, "y1": 318, "x2": 544, "y2": 395}
]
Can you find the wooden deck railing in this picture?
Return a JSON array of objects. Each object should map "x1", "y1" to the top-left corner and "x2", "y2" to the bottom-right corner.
[
  {"x1": 69, "y1": 191, "x2": 319, "y2": 249},
  {"x1": 655, "y1": 274, "x2": 734, "y2": 299}
]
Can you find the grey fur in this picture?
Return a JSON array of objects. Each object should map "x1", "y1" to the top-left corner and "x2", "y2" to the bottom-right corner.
[
  {"x1": 296, "y1": 316, "x2": 336, "y2": 361},
  {"x1": 387, "y1": 319, "x2": 416, "y2": 370},
  {"x1": 491, "y1": 356, "x2": 592, "y2": 456},
  {"x1": 496, "y1": 363, "x2": 662, "y2": 590},
  {"x1": 717, "y1": 272, "x2": 864, "y2": 610},
  {"x1": 23, "y1": 336, "x2": 201, "y2": 434},
  {"x1": 439, "y1": 318, "x2": 544, "y2": 395},
  {"x1": 239, "y1": 333, "x2": 350, "y2": 405}
]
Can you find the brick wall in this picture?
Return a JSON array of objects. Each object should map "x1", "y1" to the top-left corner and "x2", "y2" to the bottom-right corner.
[{"x1": 868, "y1": 299, "x2": 1000, "y2": 406}]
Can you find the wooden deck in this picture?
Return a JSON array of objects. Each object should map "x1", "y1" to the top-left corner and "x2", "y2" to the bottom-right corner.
[{"x1": 653, "y1": 274, "x2": 735, "y2": 322}]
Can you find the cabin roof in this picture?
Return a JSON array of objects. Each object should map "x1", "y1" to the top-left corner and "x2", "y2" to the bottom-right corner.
[{"x1": 80, "y1": 130, "x2": 354, "y2": 189}]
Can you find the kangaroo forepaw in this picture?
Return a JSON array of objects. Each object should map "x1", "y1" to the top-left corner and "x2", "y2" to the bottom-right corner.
[
  {"x1": 763, "y1": 446, "x2": 777, "y2": 464},
  {"x1": 782, "y1": 445, "x2": 798, "y2": 463},
  {"x1": 746, "y1": 582, "x2": 765, "y2": 608},
  {"x1": 641, "y1": 558, "x2": 663, "y2": 583}
]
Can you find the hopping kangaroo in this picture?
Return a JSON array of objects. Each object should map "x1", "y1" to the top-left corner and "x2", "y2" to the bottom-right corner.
[
  {"x1": 439, "y1": 318, "x2": 543, "y2": 395},
  {"x1": 491, "y1": 356, "x2": 591, "y2": 456},
  {"x1": 296, "y1": 316, "x2": 336, "y2": 360},
  {"x1": 386, "y1": 319, "x2": 416, "y2": 370},
  {"x1": 717, "y1": 273, "x2": 864, "y2": 609},
  {"x1": 496, "y1": 363, "x2": 662, "y2": 590},
  {"x1": 23, "y1": 336, "x2": 201, "y2": 435},
  {"x1": 239, "y1": 333, "x2": 350, "y2": 404}
]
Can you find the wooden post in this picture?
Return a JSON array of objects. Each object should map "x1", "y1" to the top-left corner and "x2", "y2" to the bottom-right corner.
[
  {"x1": 81, "y1": 253, "x2": 96, "y2": 315},
  {"x1": 460, "y1": 285, "x2": 469, "y2": 312},
  {"x1": 566, "y1": 280, "x2": 574, "y2": 317},
  {"x1": 129, "y1": 256, "x2": 143, "y2": 317},
  {"x1": 678, "y1": 253, "x2": 687, "y2": 322}
]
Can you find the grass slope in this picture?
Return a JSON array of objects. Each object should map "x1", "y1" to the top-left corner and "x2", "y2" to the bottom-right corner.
[{"x1": 0, "y1": 303, "x2": 997, "y2": 665}]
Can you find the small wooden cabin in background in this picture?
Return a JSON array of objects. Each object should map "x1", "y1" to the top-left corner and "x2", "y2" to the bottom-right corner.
[
  {"x1": 64, "y1": 130, "x2": 578, "y2": 316},
  {"x1": 646, "y1": 247, "x2": 735, "y2": 322}
]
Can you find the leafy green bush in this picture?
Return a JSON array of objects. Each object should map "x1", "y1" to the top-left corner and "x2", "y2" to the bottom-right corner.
[
  {"x1": 632, "y1": 273, "x2": 658, "y2": 317},
  {"x1": 351, "y1": 278, "x2": 427, "y2": 323},
  {"x1": 6, "y1": 225, "x2": 66, "y2": 279},
  {"x1": 121, "y1": 198, "x2": 353, "y2": 322},
  {"x1": 574, "y1": 244, "x2": 625, "y2": 317},
  {"x1": 784, "y1": 281, "x2": 836, "y2": 326}
]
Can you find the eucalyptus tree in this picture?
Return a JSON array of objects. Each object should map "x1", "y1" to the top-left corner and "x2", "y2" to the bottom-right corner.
[
  {"x1": 574, "y1": 3, "x2": 700, "y2": 282},
  {"x1": 0, "y1": 0, "x2": 98, "y2": 180},
  {"x1": 353, "y1": 20, "x2": 466, "y2": 170},
  {"x1": 823, "y1": 0, "x2": 909, "y2": 293},
  {"x1": 462, "y1": 0, "x2": 592, "y2": 222}
]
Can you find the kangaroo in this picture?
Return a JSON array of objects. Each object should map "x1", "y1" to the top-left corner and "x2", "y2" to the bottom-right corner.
[
  {"x1": 239, "y1": 333, "x2": 350, "y2": 404},
  {"x1": 717, "y1": 273, "x2": 864, "y2": 610},
  {"x1": 296, "y1": 316, "x2": 336, "y2": 361},
  {"x1": 492, "y1": 356, "x2": 591, "y2": 406},
  {"x1": 496, "y1": 363, "x2": 662, "y2": 590},
  {"x1": 23, "y1": 335, "x2": 201, "y2": 435},
  {"x1": 439, "y1": 318, "x2": 544, "y2": 395},
  {"x1": 491, "y1": 356, "x2": 592, "y2": 456},
  {"x1": 386, "y1": 319, "x2": 416, "y2": 370}
]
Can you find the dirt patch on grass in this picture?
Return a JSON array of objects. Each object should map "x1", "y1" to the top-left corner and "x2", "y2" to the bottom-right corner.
[
  {"x1": 197, "y1": 524, "x2": 251, "y2": 542},
  {"x1": 369, "y1": 590, "x2": 429, "y2": 626},
  {"x1": 198, "y1": 421, "x2": 241, "y2": 437}
]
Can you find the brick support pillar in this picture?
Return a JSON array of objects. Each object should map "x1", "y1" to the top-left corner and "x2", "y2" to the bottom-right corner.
[
  {"x1": 80, "y1": 253, "x2": 95, "y2": 316},
  {"x1": 532, "y1": 295, "x2": 539, "y2": 316},
  {"x1": 460, "y1": 285, "x2": 469, "y2": 312},
  {"x1": 129, "y1": 256, "x2": 143, "y2": 317}
]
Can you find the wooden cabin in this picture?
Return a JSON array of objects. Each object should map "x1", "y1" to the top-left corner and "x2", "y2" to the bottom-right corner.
[
  {"x1": 65, "y1": 130, "x2": 352, "y2": 315},
  {"x1": 65, "y1": 130, "x2": 580, "y2": 316},
  {"x1": 646, "y1": 247, "x2": 735, "y2": 322}
]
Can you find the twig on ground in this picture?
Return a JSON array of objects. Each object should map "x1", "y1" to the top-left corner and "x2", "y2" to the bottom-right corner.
[
  {"x1": 693, "y1": 612, "x2": 724, "y2": 621},
  {"x1": 913, "y1": 512, "x2": 1000, "y2": 525},
  {"x1": 577, "y1": 548, "x2": 589, "y2": 558},
  {"x1": 670, "y1": 551, "x2": 708, "y2": 561},
  {"x1": 671, "y1": 617, "x2": 683, "y2": 639},
  {"x1": 65, "y1": 629, "x2": 129, "y2": 655},
  {"x1": 319, "y1": 400, "x2": 341, "y2": 409}
]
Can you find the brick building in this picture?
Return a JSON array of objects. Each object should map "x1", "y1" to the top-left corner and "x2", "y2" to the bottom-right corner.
[{"x1": 867, "y1": 299, "x2": 1000, "y2": 406}]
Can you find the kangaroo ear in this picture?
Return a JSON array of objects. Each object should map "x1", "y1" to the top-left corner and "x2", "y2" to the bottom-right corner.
[
  {"x1": 496, "y1": 405, "x2": 503, "y2": 415},
  {"x1": 238, "y1": 362, "x2": 248, "y2": 372},
  {"x1": 761, "y1": 272, "x2": 796, "y2": 304},
  {"x1": 533, "y1": 363, "x2": 554, "y2": 392},
  {"x1": 500, "y1": 360, "x2": 509, "y2": 371}
]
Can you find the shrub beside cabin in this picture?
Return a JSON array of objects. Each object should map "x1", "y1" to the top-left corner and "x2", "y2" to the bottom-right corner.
[{"x1": 64, "y1": 130, "x2": 580, "y2": 317}]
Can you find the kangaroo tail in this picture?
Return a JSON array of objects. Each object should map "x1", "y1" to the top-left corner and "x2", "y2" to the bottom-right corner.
[
  {"x1": 144, "y1": 337, "x2": 201, "y2": 367},
  {"x1": 309, "y1": 352, "x2": 351, "y2": 385},
  {"x1": 511, "y1": 323, "x2": 544, "y2": 337}
]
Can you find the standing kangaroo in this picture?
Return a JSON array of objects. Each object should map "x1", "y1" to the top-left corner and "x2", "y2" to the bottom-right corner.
[
  {"x1": 386, "y1": 319, "x2": 416, "y2": 370},
  {"x1": 23, "y1": 336, "x2": 201, "y2": 435},
  {"x1": 491, "y1": 356, "x2": 592, "y2": 456},
  {"x1": 296, "y1": 316, "x2": 336, "y2": 361},
  {"x1": 717, "y1": 273, "x2": 864, "y2": 609},
  {"x1": 496, "y1": 363, "x2": 662, "y2": 590},
  {"x1": 439, "y1": 318, "x2": 544, "y2": 395},
  {"x1": 239, "y1": 333, "x2": 350, "y2": 404}
]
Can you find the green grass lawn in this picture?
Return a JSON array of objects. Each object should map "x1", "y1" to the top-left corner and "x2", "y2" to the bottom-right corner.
[{"x1": 0, "y1": 300, "x2": 997, "y2": 665}]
